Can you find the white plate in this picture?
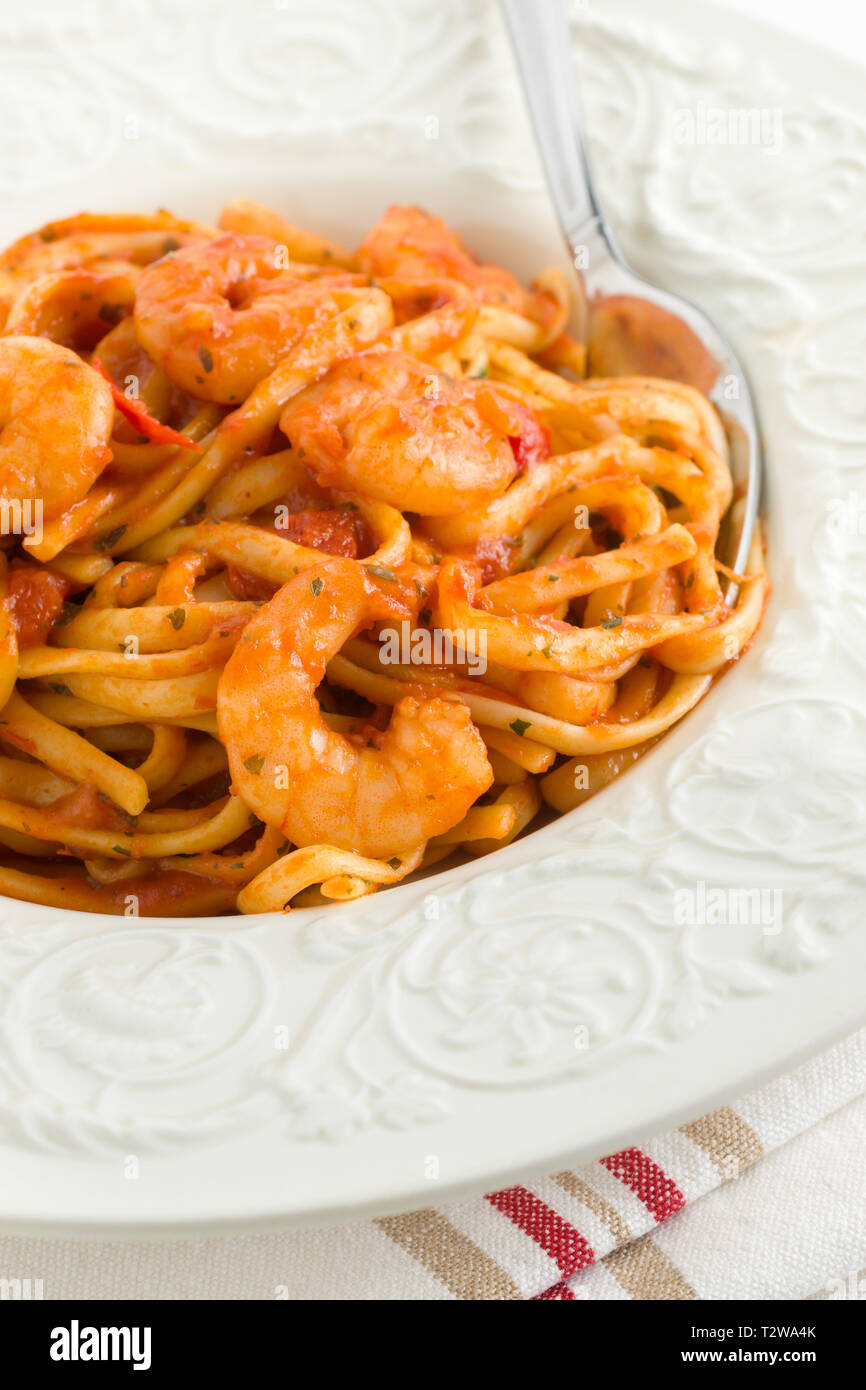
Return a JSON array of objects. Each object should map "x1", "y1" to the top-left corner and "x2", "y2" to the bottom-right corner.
[{"x1": 1, "y1": 0, "x2": 865, "y2": 1236}]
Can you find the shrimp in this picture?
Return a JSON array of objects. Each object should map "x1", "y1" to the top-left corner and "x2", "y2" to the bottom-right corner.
[
  {"x1": 0, "y1": 212, "x2": 215, "y2": 327},
  {"x1": 280, "y1": 348, "x2": 547, "y2": 515},
  {"x1": 0, "y1": 336, "x2": 114, "y2": 520},
  {"x1": 358, "y1": 204, "x2": 563, "y2": 341},
  {"x1": 134, "y1": 233, "x2": 361, "y2": 404},
  {"x1": 4, "y1": 268, "x2": 136, "y2": 350},
  {"x1": 217, "y1": 556, "x2": 493, "y2": 858}
]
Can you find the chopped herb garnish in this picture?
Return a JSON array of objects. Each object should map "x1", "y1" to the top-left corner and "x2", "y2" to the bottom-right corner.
[
  {"x1": 112, "y1": 845, "x2": 132, "y2": 857},
  {"x1": 601, "y1": 615, "x2": 623, "y2": 629},
  {"x1": 510, "y1": 718, "x2": 531, "y2": 737},
  {"x1": 198, "y1": 345, "x2": 214, "y2": 373},
  {"x1": 48, "y1": 682, "x2": 73, "y2": 696},
  {"x1": 364, "y1": 564, "x2": 398, "y2": 583},
  {"x1": 387, "y1": 857, "x2": 401, "y2": 870},
  {"x1": 53, "y1": 601, "x2": 79, "y2": 628},
  {"x1": 168, "y1": 608, "x2": 186, "y2": 630},
  {"x1": 243, "y1": 754, "x2": 265, "y2": 775},
  {"x1": 95, "y1": 524, "x2": 127, "y2": 552},
  {"x1": 310, "y1": 576, "x2": 324, "y2": 596}
]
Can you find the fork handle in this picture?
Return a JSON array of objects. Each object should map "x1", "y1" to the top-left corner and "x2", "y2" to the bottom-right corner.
[{"x1": 499, "y1": 0, "x2": 620, "y2": 262}]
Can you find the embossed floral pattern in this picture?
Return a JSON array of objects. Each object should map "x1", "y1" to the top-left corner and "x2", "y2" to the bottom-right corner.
[{"x1": 437, "y1": 932, "x2": 628, "y2": 1061}]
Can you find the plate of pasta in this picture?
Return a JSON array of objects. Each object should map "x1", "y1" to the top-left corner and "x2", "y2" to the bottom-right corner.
[
  {"x1": 0, "y1": 0, "x2": 864, "y2": 1237},
  {"x1": 0, "y1": 197, "x2": 765, "y2": 915}
]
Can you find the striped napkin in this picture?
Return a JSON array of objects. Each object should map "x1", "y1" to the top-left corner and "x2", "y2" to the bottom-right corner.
[{"x1": 2, "y1": 1028, "x2": 865, "y2": 1300}]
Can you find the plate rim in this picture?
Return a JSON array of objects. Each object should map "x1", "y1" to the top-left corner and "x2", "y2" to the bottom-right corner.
[{"x1": 0, "y1": 0, "x2": 864, "y2": 1236}]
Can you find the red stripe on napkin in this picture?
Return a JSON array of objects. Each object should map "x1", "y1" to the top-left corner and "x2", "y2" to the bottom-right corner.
[
  {"x1": 600, "y1": 1148, "x2": 686, "y2": 1222},
  {"x1": 533, "y1": 1280, "x2": 577, "y2": 1300},
  {"x1": 486, "y1": 1185, "x2": 594, "y2": 1274}
]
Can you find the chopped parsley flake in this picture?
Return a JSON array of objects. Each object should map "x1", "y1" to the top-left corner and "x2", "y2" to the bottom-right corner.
[
  {"x1": 95, "y1": 525, "x2": 127, "y2": 552},
  {"x1": 53, "y1": 601, "x2": 78, "y2": 628}
]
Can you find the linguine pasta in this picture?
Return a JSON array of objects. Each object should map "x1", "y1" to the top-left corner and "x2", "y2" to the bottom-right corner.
[{"x1": 0, "y1": 200, "x2": 768, "y2": 915}]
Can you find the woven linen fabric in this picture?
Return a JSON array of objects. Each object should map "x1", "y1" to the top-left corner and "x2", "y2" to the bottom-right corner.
[{"x1": 2, "y1": 1028, "x2": 865, "y2": 1301}]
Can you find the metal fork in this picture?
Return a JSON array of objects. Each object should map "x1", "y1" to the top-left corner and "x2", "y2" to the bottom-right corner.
[{"x1": 500, "y1": 0, "x2": 762, "y2": 602}]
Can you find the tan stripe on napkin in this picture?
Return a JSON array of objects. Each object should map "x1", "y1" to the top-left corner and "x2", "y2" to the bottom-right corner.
[
  {"x1": 680, "y1": 1105, "x2": 764, "y2": 1179},
  {"x1": 551, "y1": 1170, "x2": 633, "y2": 1245},
  {"x1": 605, "y1": 1235, "x2": 698, "y2": 1300},
  {"x1": 376, "y1": 1209, "x2": 522, "y2": 1300}
]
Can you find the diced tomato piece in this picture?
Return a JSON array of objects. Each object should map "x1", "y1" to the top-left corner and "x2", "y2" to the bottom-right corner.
[
  {"x1": 276, "y1": 507, "x2": 373, "y2": 558},
  {"x1": 7, "y1": 565, "x2": 74, "y2": 648},
  {"x1": 508, "y1": 409, "x2": 550, "y2": 473},
  {"x1": 92, "y1": 357, "x2": 203, "y2": 451}
]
